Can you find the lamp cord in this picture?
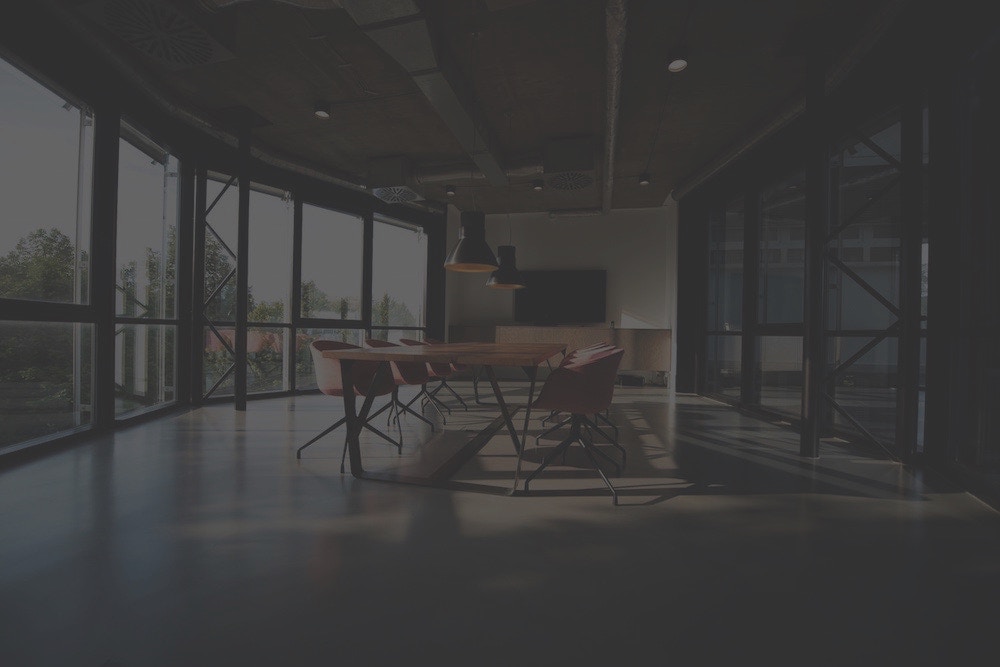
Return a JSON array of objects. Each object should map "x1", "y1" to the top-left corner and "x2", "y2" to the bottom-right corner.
[
  {"x1": 469, "y1": 33, "x2": 478, "y2": 212},
  {"x1": 506, "y1": 110, "x2": 513, "y2": 245}
]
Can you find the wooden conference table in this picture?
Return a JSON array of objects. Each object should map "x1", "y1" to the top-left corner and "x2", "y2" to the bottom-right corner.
[{"x1": 322, "y1": 342, "x2": 566, "y2": 494}]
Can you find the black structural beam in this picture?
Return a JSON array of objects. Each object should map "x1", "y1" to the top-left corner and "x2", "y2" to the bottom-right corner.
[
  {"x1": 234, "y1": 132, "x2": 251, "y2": 411},
  {"x1": 675, "y1": 197, "x2": 709, "y2": 393},
  {"x1": 800, "y1": 53, "x2": 830, "y2": 458},
  {"x1": 896, "y1": 88, "x2": 925, "y2": 460},
  {"x1": 90, "y1": 104, "x2": 121, "y2": 431},
  {"x1": 289, "y1": 199, "x2": 303, "y2": 392},
  {"x1": 191, "y1": 167, "x2": 207, "y2": 406},
  {"x1": 175, "y1": 160, "x2": 195, "y2": 407},
  {"x1": 741, "y1": 189, "x2": 761, "y2": 405},
  {"x1": 361, "y1": 213, "x2": 374, "y2": 335}
]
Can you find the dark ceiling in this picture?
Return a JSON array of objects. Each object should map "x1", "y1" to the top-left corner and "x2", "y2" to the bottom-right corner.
[{"x1": 48, "y1": 0, "x2": 897, "y2": 213}]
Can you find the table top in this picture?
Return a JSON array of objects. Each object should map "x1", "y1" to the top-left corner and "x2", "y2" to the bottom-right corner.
[{"x1": 321, "y1": 342, "x2": 566, "y2": 367}]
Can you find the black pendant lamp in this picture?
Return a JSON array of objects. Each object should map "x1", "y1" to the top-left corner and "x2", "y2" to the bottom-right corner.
[
  {"x1": 444, "y1": 210, "x2": 498, "y2": 272},
  {"x1": 485, "y1": 245, "x2": 525, "y2": 289}
]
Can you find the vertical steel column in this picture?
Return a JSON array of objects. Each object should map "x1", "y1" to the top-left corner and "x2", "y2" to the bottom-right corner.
[
  {"x1": 362, "y1": 212, "x2": 374, "y2": 334},
  {"x1": 289, "y1": 198, "x2": 303, "y2": 392},
  {"x1": 675, "y1": 197, "x2": 709, "y2": 393},
  {"x1": 191, "y1": 167, "x2": 207, "y2": 405},
  {"x1": 800, "y1": 54, "x2": 830, "y2": 458},
  {"x1": 425, "y1": 212, "x2": 447, "y2": 341},
  {"x1": 175, "y1": 161, "x2": 195, "y2": 406},
  {"x1": 741, "y1": 190, "x2": 761, "y2": 405},
  {"x1": 90, "y1": 105, "x2": 120, "y2": 431},
  {"x1": 896, "y1": 90, "x2": 924, "y2": 460},
  {"x1": 923, "y1": 52, "x2": 964, "y2": 465},
  {"x1": 234, "y1": 132, "x2": 251, "y2": 411}
]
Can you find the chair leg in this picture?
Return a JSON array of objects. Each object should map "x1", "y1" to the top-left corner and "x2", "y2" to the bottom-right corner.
[
  {"x1": 386, "y1": 391, "x2": 399, "y2": 426},
  {"x1": 523, "y1": 433, "x2": 577, "y2": 492},
  {"x1": 399, "y1": 399, "x2": 436, "y2": 430},
  {"x1": 403, "y1": 387, "x2": 424, "y2": 410},
  {"x1": 582, "y1": 416, "x2": 625, "y2": 468},
  {"x1": 368, "y1": 401, "x2": 392, "y2": 421},
  {"x1": 427, "y1": 391, "x2": 452, "y2": 416},
  {"x1": 438, "y1": 379, "x2": 468, "y2": 410},
  {"x1": 540, "y1": 409, "x2": 560, "y2": 426},
  {"x1": 363, "y1": 422, "x2": 402, "y2": 453},
  {"x1": 421, "y1": 383, "x2": 452, "y2": 415},
  {"x1": 579, "y1": 438, "x2": 619, "y2": 505},
  {"x1": 595, "y1": 411, "x2": 620, "y2": 444},
  {"x1": 583, "y1": 436, "x2": 622, "y2": 476},
  {"x1": 534, "y1": 415, "x2": 572, "y2": 446},
  {"x1": 297, "y1": 416, "x2": 347, "y2": 459},
  {"x1": 339, "y1": 421, "x2": 404, "y2": 473},
  {"x1": 423, "y1": 390, "x2": 448, "y2": 424}
]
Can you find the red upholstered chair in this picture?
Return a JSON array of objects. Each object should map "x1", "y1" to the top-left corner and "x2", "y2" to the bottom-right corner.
[
  {"x1": 523, "y1": 346, "x2": 626, "y2": 504},
  {"x1": 421, "y1": 337, "x2": 471, "y2": 409},
  {"x1": 364, "y1": 338, "x2": 437, "y2": 432},
  {"x1": 399, "y1": 338, "x2": 467, "y2": 414},
  {"x1": 538, "y1": 342, "x2": 621, "y2": 451},
  {"x1": 300, "y1": 340, "x2": 401, "y2": 473}
]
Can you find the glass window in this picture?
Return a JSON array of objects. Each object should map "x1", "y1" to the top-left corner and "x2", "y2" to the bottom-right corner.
[
  {"x1": 757, "y1": 336, "x2": 802, "y2": 419},
  {"x1": 826, "y1": 112, "x2": 903, "y2": 446},
  {"x1": 0, "y1": 57, "x2": 92, "y2": 304},
  {"x1": 115, "y1": 324, "x2": 176, "y2": 417},
  {"x1": 367, "y1": 328, "x2": 425, "y2": 344},
  {"x1": 249, "y1": 188, "x2": 293, "y2": 323},
  {"x1": 296, "y1": 327, "x2": 364, "y2": 391},
  {"x1": 300, "y1": 204, "x2": 363, "y2": 320},
  {"x1": 829, "y1": 336, "x2": 898, "y2": 445},
  {"x1": 371, "y1": 217, "x2": 426, "y2": 329},
  {"x1": 0, "y1": 321, "x2": 93, "y2": 449},
  {"x1": 116, "y1": 126, "x2": 179, "y2": 319},
  {"x1": 203, "y1": 174, "x2": 239, "y2": 323},
  {"x1": 203, "y1": 325, "x2": 235, "y2": 398},
  {"x1": 705, "y1": 334, "x2": 741, "y2": 399},
  {"x1": 759, "y1": 171, "x2": 806, "y2": 324},
  {"x1": 247, "y1": 326, "x2": 288, "y2": 394},
  {"x1": 707, "y1": 198, "x2": 744, "y2": 332}
]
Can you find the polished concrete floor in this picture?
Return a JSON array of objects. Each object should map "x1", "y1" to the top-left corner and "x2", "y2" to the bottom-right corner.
[{"x1": 1, "y1": 384, "x2": 999, "y2": 666}]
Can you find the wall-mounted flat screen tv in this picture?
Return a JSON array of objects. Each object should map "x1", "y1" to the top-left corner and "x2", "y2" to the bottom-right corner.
[{"x1": 513, "y1": 269, "x2": 606, "y2": 325}]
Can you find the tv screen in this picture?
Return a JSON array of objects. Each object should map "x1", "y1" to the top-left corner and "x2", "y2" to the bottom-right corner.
[{"x1": 513, "y1": 270, "x2": 606, "y2": 325}]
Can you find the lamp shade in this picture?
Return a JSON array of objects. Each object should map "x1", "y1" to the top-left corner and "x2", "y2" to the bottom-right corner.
[
  {"x1": 444, "y1": 211, "x2": 498, "y2": 272},
  {"x1": 485, "y1": 245, "x2": 526, "y2": 289}
]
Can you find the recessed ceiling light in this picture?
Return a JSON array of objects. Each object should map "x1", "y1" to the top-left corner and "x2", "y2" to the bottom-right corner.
[
  {"x1": 667, "y1": 57, "x2": 688, "y2": 73},
  {"x1": 445, "y1": 184, "x2": 456, "y2": 197},
  {"x1": 313, "y1": 102, "x2": 331, "y2": 119},
  {"x1": 532, "y1": 179, "x2": 544, "y2": 191},
  {"x1": 638, "y1": 172, "x2": 651, "y2": 186}
]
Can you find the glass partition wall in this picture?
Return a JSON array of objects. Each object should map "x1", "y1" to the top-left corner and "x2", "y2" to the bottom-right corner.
[
  {"x1": 696, "y1": 102, "x2": 927, "y2": 461},
  {"x1": 0, "y1": 50, "x2": 441, "y2": 456},
  {"x1": 192, "y1": 188, "x2": 434, "y2": 405},
  {"x1": 114, "y1": 122, "x2": 179, "y2": 417},
  {"x1": 0, "y1": 57, "x2": 94, "y2": 450}
]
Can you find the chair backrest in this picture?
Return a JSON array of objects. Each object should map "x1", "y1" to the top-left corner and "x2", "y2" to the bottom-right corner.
[
  {"x1": 310, "y1": 340, "x2": 394, "y2": 397},
  {"x1": 419, "y1": 336, "x2": 468, "y2": 371},
  {"x1": 364, "y1": 338, "x2": 429, "y2": 385},
  {"x1": 560, "y1": 341, "x2": 613, "y2": 367},
  {"x1": 399, "y1": 338, "x2": 453, "y2": 377},
  {"x1": 533, "y1": 347, "x2": 625, "y2": 415}
]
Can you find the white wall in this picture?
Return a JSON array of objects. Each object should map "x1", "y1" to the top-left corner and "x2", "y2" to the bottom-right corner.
[{"x1": 444, "y1": 203, "x2": 679, "y2": 385}]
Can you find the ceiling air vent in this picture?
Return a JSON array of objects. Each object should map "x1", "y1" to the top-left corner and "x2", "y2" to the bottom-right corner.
[
  {"x1": 85, "y1": 0, "x2": 234, "y2": 70},
  {"x1": 549, "y1": 171, "x2": 594, "y2": 191},
  {"x1": 372, "y1": 186, "x2": 421, "y2": 204},
  {"x1": 368, "y1": 156, "x2": 423, "y2": 204},
  {"x1": 543, "y1": 136, "x2": 596, "y2": 191}
]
